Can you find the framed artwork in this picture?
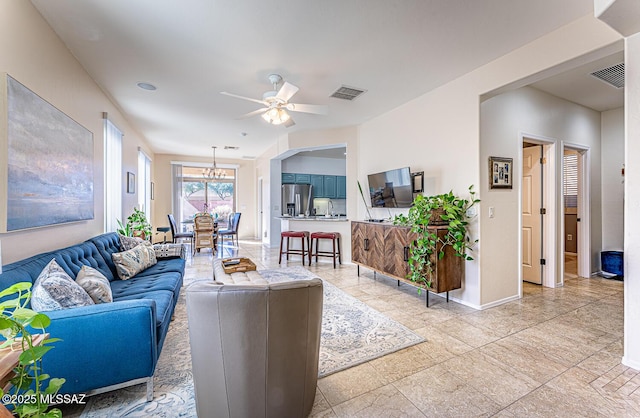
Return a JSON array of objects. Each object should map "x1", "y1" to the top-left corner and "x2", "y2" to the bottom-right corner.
[
  {"x1": 127, "y1": 172, "x2": 136, "y2": 194},
  {"x1": 489, "y1": 156, "x2": 513, "y2": 189},
  {"x1": 1, "y1": 74, "x2": 94, "y2": 232}
]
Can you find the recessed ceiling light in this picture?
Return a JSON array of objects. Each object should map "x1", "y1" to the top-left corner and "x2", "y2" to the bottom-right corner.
[
  {"x1": 240, "y1": 132, "x2": 248, "y2": 137},
  {"x1": 137, "y1": 82, "x2": 157, "y2": 91}
]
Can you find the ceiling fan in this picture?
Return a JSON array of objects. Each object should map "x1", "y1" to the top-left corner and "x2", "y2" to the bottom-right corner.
[{"x1": 221, "y1": 74, "x2": 328, "y2": 127}]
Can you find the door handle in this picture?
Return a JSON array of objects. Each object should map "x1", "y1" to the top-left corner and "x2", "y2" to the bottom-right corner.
[
  {"x1": 364, "y1": 238, "x2": 369, "y2": 251},
  {"x1": 403, "y1": 246, "x2": 409, "y2": 262}
]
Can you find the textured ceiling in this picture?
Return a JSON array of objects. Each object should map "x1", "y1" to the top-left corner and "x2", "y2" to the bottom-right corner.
[{"x1": 31, "y1": 0, "x2": 598, "y2": 159}]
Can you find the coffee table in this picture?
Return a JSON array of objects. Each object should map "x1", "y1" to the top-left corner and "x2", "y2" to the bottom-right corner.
[{"x1": 221, "y1": 257, "x2": 256, "y2": 274}]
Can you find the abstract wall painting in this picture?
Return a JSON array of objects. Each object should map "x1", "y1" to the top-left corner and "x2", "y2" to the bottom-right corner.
[{"x1": 0, "y1": 74, "x2": 94, "y2": 232}]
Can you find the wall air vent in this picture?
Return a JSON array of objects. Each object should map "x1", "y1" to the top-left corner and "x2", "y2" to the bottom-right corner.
[
  {"x1": 224, "y1": 146, "x2": 239, "y2": 150},
  {"x1": 590, "y1": 63, "x2": 624, "y2": 89},
  {"x1": 330, "y1": 85, "x2": 367, "y2": 101}
]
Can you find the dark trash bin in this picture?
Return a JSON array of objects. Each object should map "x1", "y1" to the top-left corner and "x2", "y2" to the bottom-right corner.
[{"x1": 601, "y1": 251, "x2": 623, "y2": 277}]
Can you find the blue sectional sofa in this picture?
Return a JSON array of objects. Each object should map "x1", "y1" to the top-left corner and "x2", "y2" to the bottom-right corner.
[{"x1": 0, "y1": 232, "x2": 185, "y2": 399}]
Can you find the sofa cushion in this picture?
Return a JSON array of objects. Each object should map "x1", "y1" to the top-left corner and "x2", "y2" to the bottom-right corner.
[
  {"x1": 115, "y1": 290, "x2": 174, "y2": 330},
  {"x1": 112, "y1": 244, "x2": 158, "y2": 280},
  {"x1": 76, "y1": 265, "x2": 113, "y2": 304},
  {"x1": 87, "y1": 233, "x2": 124, "y2": 281},
  {"x1": 134, "y1": 258, "x2": 186, "y2": 279},
  {"x1": 53, "y1": 242, "x2": 115, "y2": 282},
  {"x1": 110, "y1": 271, "x2": 183, "y2": 301},
  {"x1": 31, "y1": 259, "x2": 95, "y2": 312},
  {"x1": 213, "y1": 259, "x2": 268, "y2": 285}
]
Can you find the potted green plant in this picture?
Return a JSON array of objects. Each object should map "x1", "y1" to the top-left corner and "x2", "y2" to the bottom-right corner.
[
  {"x1": 394, "y1": 185, "x2": 479, "y2": 289},
  {"x1": 0, "y1": 282, "x2": 64, "y2": 418},
  {"x1": 117, "y1": 208, "x2": 152, "y2": 239}
]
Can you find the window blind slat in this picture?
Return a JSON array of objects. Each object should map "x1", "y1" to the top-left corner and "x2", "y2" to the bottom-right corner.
[{"x1": 564, "y1": 154, "x2": 578, "y2": 208}]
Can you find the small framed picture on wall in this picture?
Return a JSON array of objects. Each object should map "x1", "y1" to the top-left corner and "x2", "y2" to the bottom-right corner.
[
  {"x1": 127, "y1": 172, "x2": 136, "y2": 194},
  {"x1": 489, "y1": 156, "x2": 513, "y2": 189}
]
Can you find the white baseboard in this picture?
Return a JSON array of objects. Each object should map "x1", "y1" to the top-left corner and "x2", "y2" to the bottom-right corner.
[{"x1": 622, "y1": 356, "x2": 640, "y2": 372}]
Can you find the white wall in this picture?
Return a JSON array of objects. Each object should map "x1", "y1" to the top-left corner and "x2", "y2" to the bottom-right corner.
[
  {"x1": 623, "y1": 32, "x2": 640, "y2": 370},
  {"x1": 282, "y1": 155, "x2": 346, "y2": 176},
  {"x1": 480, "y1": 86, "x2": 603, "y2": 302},
  {"x1": 357, "y1": 15, "x2": 621, "y2": 308},
  {"x1": 601, "y1": 107, "x2": 625, "y2": 251},
  {"x1": 0, "y1": 1, "x2": 153, "y2": 264}
]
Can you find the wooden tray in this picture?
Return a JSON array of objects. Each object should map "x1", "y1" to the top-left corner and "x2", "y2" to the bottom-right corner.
[{"x1": 221, "y1": 257, "x2": 256, "y2": 274}]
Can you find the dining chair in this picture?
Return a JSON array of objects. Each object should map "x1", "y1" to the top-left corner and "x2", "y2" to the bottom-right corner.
[
  {"x1": 218, "y1": 212, "x2": 241, "y2": 248},
  {"x1": 168, "y1": 214, "x2": 194, "y2": 250},
  {"x1": 193, "y1": 213, "x2": 217, "y2": 253}
]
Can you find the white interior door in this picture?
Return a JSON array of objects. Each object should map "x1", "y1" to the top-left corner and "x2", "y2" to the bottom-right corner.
[
  {"x1": 257, "y1": 177, "x2": 264, "y2": 241},
  {"x1": 522, "y1": 145, "x2": 542, "y2": 284}
]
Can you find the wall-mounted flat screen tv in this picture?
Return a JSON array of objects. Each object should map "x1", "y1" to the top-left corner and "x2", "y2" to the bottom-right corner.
[{"x1": 367, "y1": 167, "x2": 413, "y2": 208}]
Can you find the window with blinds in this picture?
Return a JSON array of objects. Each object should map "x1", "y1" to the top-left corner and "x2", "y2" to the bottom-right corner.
[
  {"x1": 104, "y1": 117, "x2": 122, "y2": 232},
  {"x1": 563, "y1": 154, "x2": 578, "y2": 208}
]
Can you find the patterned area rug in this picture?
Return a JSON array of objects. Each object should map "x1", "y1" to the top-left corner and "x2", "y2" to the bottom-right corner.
[
  {"x1": 80, "y1": 267, "x2": 423, "y2": 417},
  {"x1": 259, "y1": 266, "x2": 424, "y2": 377}
]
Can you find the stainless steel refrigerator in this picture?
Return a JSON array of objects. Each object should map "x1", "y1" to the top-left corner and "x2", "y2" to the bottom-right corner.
[{"x1": 282, "y1": 184, "x2": 313, "y2": 216}]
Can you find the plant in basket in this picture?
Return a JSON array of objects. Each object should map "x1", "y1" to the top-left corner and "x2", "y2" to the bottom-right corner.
[{"x1": 393, "y1": 185, "x2": 479, "y2": 288}]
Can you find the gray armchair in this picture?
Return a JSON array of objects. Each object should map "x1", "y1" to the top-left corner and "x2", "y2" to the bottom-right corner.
[{"x1": 186, "y1": 278, "x2": 323, "y2": 418}]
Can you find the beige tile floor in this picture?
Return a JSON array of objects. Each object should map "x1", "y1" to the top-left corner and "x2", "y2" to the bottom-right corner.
[
  {"x1": 201, "y1": 240, "x2": 637, "y2": 417},
  {"x1": 66, "y1": 240, "x2": 637, "y2": 417}
]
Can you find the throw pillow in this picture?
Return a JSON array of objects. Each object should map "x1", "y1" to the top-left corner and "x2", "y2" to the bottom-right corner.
[
  {"x1": 119, "y1": 234, "x2": 150, "y2": 251},
  {"x1": 111, "y1": 244, "x2": 158, "y2": 280},
  {"x1": 76, "y1": 265, "x2": 113, "y2": 304},
  {"x1": 31, "y1": 259, "x2": 95, "y2": 312},
  {"x1": 153, "y1": 243, "x2": 185, "y2": 259}
]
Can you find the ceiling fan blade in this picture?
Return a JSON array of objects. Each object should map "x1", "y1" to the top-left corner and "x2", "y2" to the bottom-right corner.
[
  {"x1": 276, "y1": 82, "x2": 299, "y2": 102},
  {"x1": 283, "y1": 117, "x2": 296, "y2": 128},
  {"x1": 237, "y1": 108, "x2": 267, "y2": 120},
  {"x1": 285, "y1": 103, "x2": 329, "y2": 115},
  {"x1": 220, "y1": 91, "x2": 267, "y2": 106}
]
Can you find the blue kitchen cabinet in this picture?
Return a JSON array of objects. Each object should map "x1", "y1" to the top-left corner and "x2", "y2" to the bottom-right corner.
[
  {"x1": 295, "y1": 173, "x2": 311, "y2": 184},
  {"x1": 336, "y1": 175, "x2": 347, "y2": 198},
  {"x1": 310, "y1": 175, "x2": 324, "y2": 198},
  {"x1": 282, "y1": 173, "x2": 295, "y2": 184},
  {"x1": 323, "y1": 175, "x2": 337, "y2": 198}
]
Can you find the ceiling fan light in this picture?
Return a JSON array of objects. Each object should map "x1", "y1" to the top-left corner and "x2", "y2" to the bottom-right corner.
[{"x1": 261, "y1": 108, "x2": 290, "y2": 125}]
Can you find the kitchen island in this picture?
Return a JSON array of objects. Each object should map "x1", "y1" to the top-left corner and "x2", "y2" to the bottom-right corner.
[{"x1": 278, "y1": 216, "x2": 352, "y2": 263}]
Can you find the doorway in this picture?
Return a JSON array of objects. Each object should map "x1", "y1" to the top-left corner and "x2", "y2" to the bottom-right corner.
[
  {"x1": 257, "y1": 177, "x2": 264, "y2": 242},
  {"x1": 522, "y1": 142, "x2": 543, "y2": 284},
  {"x1": 562, "y1": 145, "x2": 590, "y2": 280},
  {"x1": 563, "y1": 149, "x2": 579, "y2": 278}
]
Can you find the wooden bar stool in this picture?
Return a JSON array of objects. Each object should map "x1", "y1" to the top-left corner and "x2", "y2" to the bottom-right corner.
[
  {"x1": 279, "y1": 231, "x2": 310, "y2": 265},
  {"x1": 310, "y1": 232, "x2": 342, "y2": 268}
]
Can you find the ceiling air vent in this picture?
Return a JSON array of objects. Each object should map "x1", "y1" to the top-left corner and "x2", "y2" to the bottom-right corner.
[
  {"x1": 330, "y1": 85, "x2": 366, "y2": 101},
  {"x1": 590, "y1": 63, "x2": 624, "y2": 89},
  {"x1": 224, "y1": 146, "x2": 239, "y2": 150}
]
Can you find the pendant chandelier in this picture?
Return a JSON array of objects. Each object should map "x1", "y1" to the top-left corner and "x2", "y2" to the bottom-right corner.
[{"x1": 203, "y1": 146, "x2": 225, "y2": 180}]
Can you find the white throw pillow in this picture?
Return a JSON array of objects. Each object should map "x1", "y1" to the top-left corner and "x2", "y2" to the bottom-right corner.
[
  {"x1": 76, "y1": 265, "x2": 113, "y2": 304},
  {"x1": 31, "y1": 259, "x2": 94, "y2": 312}
]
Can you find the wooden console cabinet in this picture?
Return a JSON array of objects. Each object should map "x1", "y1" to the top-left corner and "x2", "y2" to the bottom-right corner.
[{"x1": 351, "y1": 221, "x2": 463, "y2": 305}]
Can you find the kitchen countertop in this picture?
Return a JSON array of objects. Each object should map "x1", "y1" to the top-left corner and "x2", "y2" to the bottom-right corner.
[{"x1": 278, "y1": 216, "x2": 349, "y2": 222}]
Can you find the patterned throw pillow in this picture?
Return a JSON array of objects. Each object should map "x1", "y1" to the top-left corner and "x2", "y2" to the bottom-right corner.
[
  {"x1": 31, "y1": 259, "x2": 95, "y2": 312},
  {"x1": 119, "y1": 234, "x2": 150, "y2": 251},
  {"x1": 153, "y1": 243, "x2": 186, "y2": 259},
  {"x1": 76, "y1": 265, "x2": 113, "y2": 304},
  {"x1": 111, "y1": 244, "x2": 158, "y2": 280}
]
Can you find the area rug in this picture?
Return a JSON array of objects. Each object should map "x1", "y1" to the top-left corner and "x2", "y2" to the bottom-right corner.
[
  {"x1": 259, "y1": 266, "x2": 424, "y2": 377},
  {"x1": 80, "y1": 267, "x2": 423, "y2": 417}
]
